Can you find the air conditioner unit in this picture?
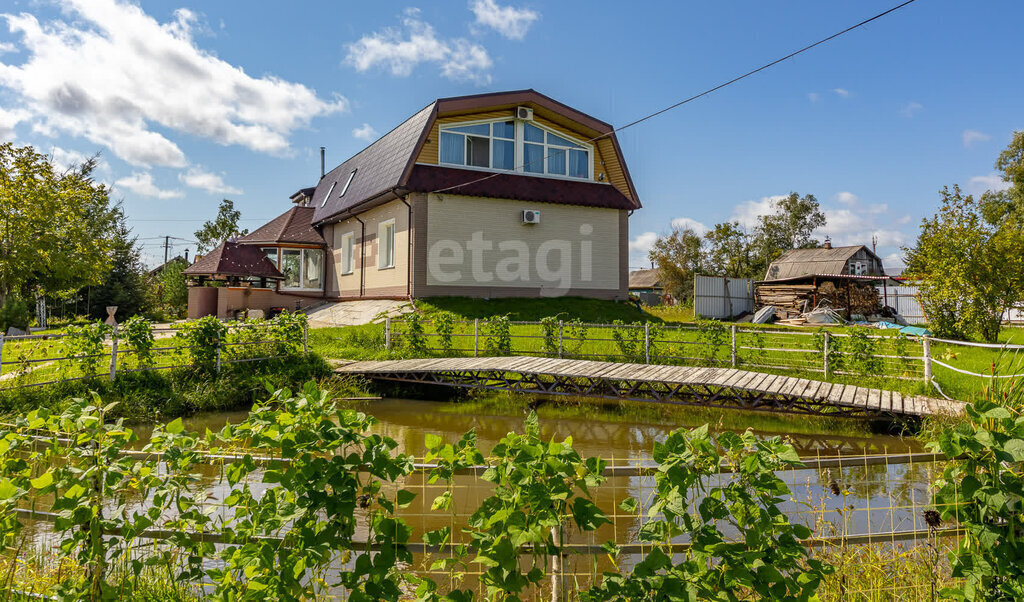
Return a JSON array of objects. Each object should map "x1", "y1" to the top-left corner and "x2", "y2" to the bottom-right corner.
[
  {"x1": 522, "y1": 209, "x2": 541, "y2": 224},
  {"x1": 516, "y1": 106, "x2": 534, "y2": 121}
]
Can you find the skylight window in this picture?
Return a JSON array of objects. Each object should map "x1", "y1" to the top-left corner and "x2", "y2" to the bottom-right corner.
[
  {"x1": 340, "y1": 169, "x2": 357, "y2": 196},
  {"x1": 320, "y1": 181, "x2": 336, "y2": 208}
]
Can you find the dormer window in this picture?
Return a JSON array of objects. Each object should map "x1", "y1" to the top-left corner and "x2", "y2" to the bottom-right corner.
[{"x1": 439, "y1": 117, "x2": 591, "y2": 180}]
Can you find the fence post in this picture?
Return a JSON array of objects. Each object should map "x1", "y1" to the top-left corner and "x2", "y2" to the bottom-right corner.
[
  {"x1": 730, "y1": 324, "x2": 737, "y2": 368},
  {"x1": 644, "y1": 322, "x2": 650, "y2": 364},
  {"x1": 473, "y1": 319, "x2": 479, "y2": 357},
  {"x1": 108, "y1": 328, "x2": 118, "y2": 381},
  {"x1": 557, "y1": 319, "x2": 565, "y2": 358},
  {"x1": 922, "y1": 336, "x2": 932, "y2": 383},
  {"x1": 550, "y1": 526, "x2": 563, "y2": 602},
  {"x1": 384, "y1": 317, "x2": 391, "y2": 350},
  {"x1": 823, "y1": 331, "x2": 831, "y2": 379},
  {"x1": 0, "y1": 334, "x2": 4, "y2": 373},
  {"x1": 216, "y1": 339, "x2": 222, "y2": 373},
  {"x1": 302, "y1": 321, "x2": 309, "y2": 355}
]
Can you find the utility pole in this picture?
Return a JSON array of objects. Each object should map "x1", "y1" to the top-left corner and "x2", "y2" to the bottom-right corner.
[{"x1": 164, "y1": 235, "x2": 170, "y2": 264}]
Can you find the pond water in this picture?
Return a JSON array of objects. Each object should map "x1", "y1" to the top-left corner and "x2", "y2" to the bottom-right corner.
[{"x1": 20, "y1": 397, "x2": 941, "y2": 595}]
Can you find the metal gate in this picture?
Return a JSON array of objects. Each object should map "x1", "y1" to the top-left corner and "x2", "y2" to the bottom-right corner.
[{"x1": 693, "y1": 275, "x2": 754, "y2": 319}]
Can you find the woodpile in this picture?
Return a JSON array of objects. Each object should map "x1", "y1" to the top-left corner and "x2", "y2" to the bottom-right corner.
[{"x1": 754, "y1": 279, "x2": 882, "y2": 320}]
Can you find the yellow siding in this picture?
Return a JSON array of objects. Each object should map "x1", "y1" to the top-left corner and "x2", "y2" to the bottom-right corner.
[
  {"x1": 330, "y1": 200, "x2": 410, "y2": 296},
  {"x1": 424, "y1": 193, "x2": 620, "y2": 292}
]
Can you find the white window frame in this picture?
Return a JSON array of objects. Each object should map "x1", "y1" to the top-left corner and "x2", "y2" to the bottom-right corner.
[
  {"x1": 280, "y1": 247, "x2": 325, "y2": 291},
  {"x1": 340, "y1": 232, "x2": 355, "y2": 275},
  {"x1": 437, "y1": 117, "x2": 593, "y2": 182},
  {"x1": 377, "y1": 219, "x2": 396, "y2": 270}
]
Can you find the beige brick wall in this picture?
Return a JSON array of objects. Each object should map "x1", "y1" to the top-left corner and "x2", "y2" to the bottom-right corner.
[
  {"x1": 328, "y1": 200, "x2": 410, "y2": 297},
  {"x1": 421, "y1": 193, "x2": 621, "y2": 296}
]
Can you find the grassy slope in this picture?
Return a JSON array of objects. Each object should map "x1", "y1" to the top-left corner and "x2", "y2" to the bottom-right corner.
[{"x1": 414, "y1": 296, "x2": 672, "y2": 322}]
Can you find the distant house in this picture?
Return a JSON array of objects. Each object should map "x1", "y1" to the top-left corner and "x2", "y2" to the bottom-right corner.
[
  {"x1": 148, "y1": 255, "x2": 188, "y2": 277},
  {"x1": 628, "y1": 269, "x2": 672, "y2": 305},
  {"x1": 764, "y1": 242, "x2": 884, "y2": 281},
  {"x1": 756, "y1": 241, "x2": 893, "y2": 319},
  {"x1": 187, "y1": 89, "x2": 642, "y2": 319}
]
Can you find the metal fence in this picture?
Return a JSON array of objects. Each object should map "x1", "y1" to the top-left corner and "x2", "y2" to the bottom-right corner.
[
  {"x1": 0, "y1": 322, "x2": 307, "y2": 391},
  {"x1": 693, "y1": 274, "x2": 755, "y2": 319},
  {"x1": 9, "y1": 440, "x2": 963, "y2": 601}
]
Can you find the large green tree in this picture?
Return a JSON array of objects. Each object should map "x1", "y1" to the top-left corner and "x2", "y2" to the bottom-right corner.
[
  {"x1": 703, "y1": 221, "x2": 755, "y2": 278},
  {"x1": 87, "y1": 219, "x2": 151, "y2": 320},
  {"x1": 904, "y1": 185, "x2": 1024, "y2": 343},
  {"x1": 0, "y1": 143, "x2": 120, "y2": 307},
  {"x1": 648, "y1": 227, "x2": 705, "y2": 303},
  {"x1": 195, "y1": 199, "x2": 248, "y2": 253},
  {"x1": 748, "y1": 192, "x2": 826, "y2": 277}
]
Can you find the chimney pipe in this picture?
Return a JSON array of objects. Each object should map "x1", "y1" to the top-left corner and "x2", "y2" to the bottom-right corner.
[
  {"x1": 823, "y1": 237, "x2": 832, "y2": 250},
  {"x1": 320, "y1": 147, "x2": 326, "y2": 179}
]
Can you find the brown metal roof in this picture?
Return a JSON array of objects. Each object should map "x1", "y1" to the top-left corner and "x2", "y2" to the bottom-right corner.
[
  {"x1": 628, "y1": 269, "x2": 661, "y2": 289},
  {"x1": 183, "y1": 241, "x2": 284, "y2": 279},
  {"x1": 310, "y1": 89, "x2": 641, "y2": 224},
  {"x1": 405, "y1": 165, "x2": 636, "y2": 210},
  {"x1": 237, "y1": 206, "x2": 325, "y2": 245},
  {"x1": 764, "y1": 245, "x2": 882, "y2": 281}
]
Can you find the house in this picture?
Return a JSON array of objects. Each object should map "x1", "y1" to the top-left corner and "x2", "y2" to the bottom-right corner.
[
  {"x1": 755, "y1": 241, "x2": 892, "y2": 319},
  {"x1": 187, "y1": 89, "x2": 641, "y2": 319},
  {"x1": 183, "y1": 241, "x2": 285, "y2": 318},
  {"x1": 628, "y1": 269, "x2": 672, "y2": 305}
]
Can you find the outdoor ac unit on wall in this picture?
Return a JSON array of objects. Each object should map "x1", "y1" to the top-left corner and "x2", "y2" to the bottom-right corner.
[
  {"x1": 522, "y1": 209, "x2": 541, "y2": 224},
  {"x1": 516, "y1": 106, "x2": 534, "y2": 121}
]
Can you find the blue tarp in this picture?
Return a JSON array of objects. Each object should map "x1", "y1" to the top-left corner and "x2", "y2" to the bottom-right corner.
[{"x1": 899, "y1": 325, "x2": 931, "y2": 337}]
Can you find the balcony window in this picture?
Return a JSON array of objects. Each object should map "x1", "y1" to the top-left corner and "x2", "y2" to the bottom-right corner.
[{"x1": 439, "y1": 118, "x2": 590, "y2": 179}]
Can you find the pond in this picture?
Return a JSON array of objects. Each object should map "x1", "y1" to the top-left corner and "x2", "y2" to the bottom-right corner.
[{"x1": 18, "y1": 396, "x2": 941, "y2": 595}]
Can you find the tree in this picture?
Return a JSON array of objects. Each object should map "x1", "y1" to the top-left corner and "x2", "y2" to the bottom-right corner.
[
  {"x1": 87, "y1": 219, "x2": 151, "y2": 320},
  {"x1": 703, "y1": 221, "x2": 755, "y2": 278},
  {"x1": 904, "y1": 185, "x2": 1024, "y2": 343},
  {"x1": 648, "y1": 227, "x2": 704, "y2": 303},
  {"x1": 748, "y1": 192, "x2": 826, "y2": 276},
  {"x1": 195, "y1": 199, "x2": 248, "y2": 253},
  {"x1": 159, "y1": 259, "x2": 189, "y2": 317},
  {"x1": 979, "y1": 130, "x2": 1024, "y2": 226},
  {"x1": 0, "y1": 143, "x2": 120, "y2": 308}
]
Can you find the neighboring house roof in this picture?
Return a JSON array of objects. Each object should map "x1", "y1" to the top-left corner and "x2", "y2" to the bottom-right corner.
[
  {"x1": 764, "y1": 245, "x2": 882, "y2": 281},
  {"x1": 290, "y1": 186, "x2": 316, "y2": 204},
  {"x1": 148, "y1": 256, "x2": 186, "y2": 277},
  {"x1": 628, "y1": 269, "x2": 661, "y2": 289},
  {"x1": 310, "y1": 89, "x2": 641, "y2": 225},
  {"x1": 237, "y1": 206, "x2": 326, "y2": 246},
  {"x1": 183, "y1": 241, "x2": 284, "y2": 279}
]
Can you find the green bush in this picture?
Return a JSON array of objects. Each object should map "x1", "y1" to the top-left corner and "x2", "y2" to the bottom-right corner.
[
  {"x1": 483, "y1": 315, "x2": 512, "y2": 356},
  {"x1": 62, "y1": 321, "x2": 112, "y2": 377},
  {"x1": 118, "y1": 315, "x2": 155, "y2": 368},
  {"x1": 0, "y1": 295, "x2": 30, "y2": 332}
]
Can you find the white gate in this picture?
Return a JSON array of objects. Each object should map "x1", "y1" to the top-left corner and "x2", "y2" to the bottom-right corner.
[{"x1": 693, "y1": 275, "x2": 754, "y2": 319}]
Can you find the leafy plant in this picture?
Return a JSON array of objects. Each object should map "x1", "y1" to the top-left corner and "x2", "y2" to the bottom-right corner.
[
  {"x1": 563, "y1": 318, "x2": 588, "y2": 357},
  {"x1": 813, "y1": 328, "x2": 844, "y2": 376},
  {"x1": 62, "y1": 321, "x2": 111, "y2": 377},
  {"x1": 267, "y1": 310, "x2": 307, "y2": 356},
  {"x1": 118, "y1": 315, "x2": 154, "y2": 368},
  {"x1": 540, "y1": 315, "x2": 560, "y2": 356},
  {"x1": 930, "y1": 400, "x2": 1024, "y2": 600},
  {"x1": 483, "y1": 315, "x2": 512, "y2": 356},
  {"x1": 586, "y1": 425, "x2": 830, "y2": 601},
  {"x1": 463, "y1": 412, "x2": 608, "y2": 598},
  {"x1": 401, "y1": 312, "x2": 429, "y2": 354},
  {"x1": 844, "y1": 329, "x2": 882, "y2": 376},
  {"x1": 611, "y1": 320, "x2": 645, "y2": 362},
  {"x1": 174, "y1": 315, "x2": 226, "y2": 369},
  {"x1": 435, "y1": 311, "x2": 456, "y2": 354},
  {"x1": 695, "y1": 318, "x2": 727, "y2": 366}
]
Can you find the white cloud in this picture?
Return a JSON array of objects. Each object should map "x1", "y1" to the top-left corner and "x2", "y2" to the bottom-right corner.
[
  {"x1": 345, "y1": 8, "x2": 492, "y2": 84},
  {"x1": 47, "y1": 146, "x2": 109, "y2": 174},
  {"x1": 882, "y1": 252, "x2": 905, "y2": 268},
  {"x1": 178, "y1": 166, "x2": 241, "y2": 195},
  {"x1": 629, "y1": 231, "x2": 658, "y2": 256},
  {"x1": 833, "y1": 88, "x2": 850, "y2": 98},
  {"x1": 114, "y1": 171, "x2": 183, "y2": 199},
  {"x1": 807, "y1": 92, "x2": 820, "y2": 103},
  {"x1": 967, "y1": 172, "x2": 1011, "y2": 196},
  {"x1": 670, "y1": 217, "x2": 708, "y2": 236},
  {"x1": 730, "y1": 195, "x2": 786, "y2": 229},
  {"x1": 901, "y1": 101, "x2": 923, "y2": 117},
  {"x1": 0, "y1": 106, "x2": 28, "y2": 141},
  {"x1": 962, "y1": 129, "x2": 991, "y2": 148},
  {"x1": 0, "y1": 0, "x2": 347, "y2": 167},
  {"x1": 0, "y1": 41, "x2": 15, "y2": 54},
  {"x1": 469, "y1": 0, "x2": 538, "y2": 40},
  {"x1": 352, "y1": 122, "x2": 379, "y2": 142},
  {"x1": 835, "y1": 191, "x2": 859, "y2": 205}
]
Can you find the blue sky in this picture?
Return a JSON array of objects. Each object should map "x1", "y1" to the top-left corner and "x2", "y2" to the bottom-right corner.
[{"x1": 0, "y1": 0, "x2": 1019, "y2": 269}]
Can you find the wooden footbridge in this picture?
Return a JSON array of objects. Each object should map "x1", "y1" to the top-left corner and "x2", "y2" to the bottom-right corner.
[{"x1": 335, "y1": 356, "x2": 964, "y2": 418}]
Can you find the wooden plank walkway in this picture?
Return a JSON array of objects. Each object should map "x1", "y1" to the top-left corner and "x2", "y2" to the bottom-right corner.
[{"x1": 334, "y1": 356, "x2": 964, "y2": 418}]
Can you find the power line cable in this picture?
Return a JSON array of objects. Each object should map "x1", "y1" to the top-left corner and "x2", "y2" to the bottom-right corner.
[{"x1": 430, "y1": 0, "x2": 917, "y2": 195}]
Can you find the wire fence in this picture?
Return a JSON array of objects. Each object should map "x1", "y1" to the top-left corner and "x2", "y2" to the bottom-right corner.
[
  {"x1": 0, "y1": 321, "x2": 308, "y2": 391},
  {"x1": 8, "y1": 441, "x2": 962, "y2": 601}
]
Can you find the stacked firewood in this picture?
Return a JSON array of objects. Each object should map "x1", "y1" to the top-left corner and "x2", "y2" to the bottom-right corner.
[
  {"x1": 754, "y1": 284, "x2": 816, "y2": 318},
  {"x1": 817, "y1": 281, "x2": 881, "y2": 316},
  {"x1": 755, "y1": 280, "x2": 882, "y2": 319}
]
